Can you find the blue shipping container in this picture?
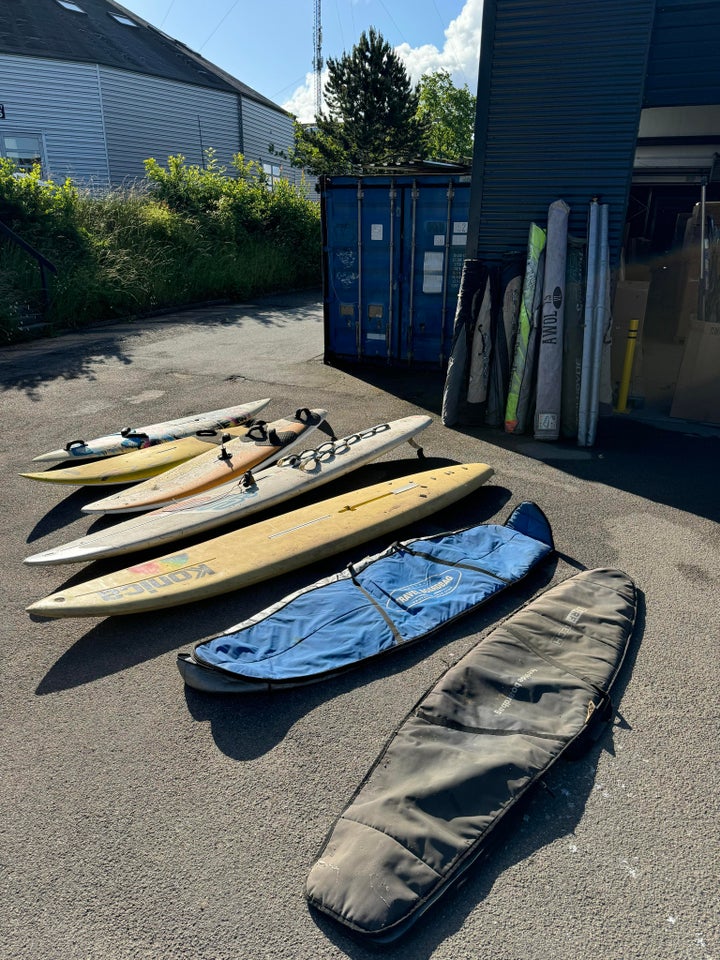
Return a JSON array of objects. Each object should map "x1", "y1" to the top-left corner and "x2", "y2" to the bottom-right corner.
[{"x1": 321, "y1": 174, "x2": 471, "y2": 368}]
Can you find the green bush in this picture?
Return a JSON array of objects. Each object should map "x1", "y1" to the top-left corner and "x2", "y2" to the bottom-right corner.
[{"x1": 0, "y1": 153, "x2": 321, "y2": 342}]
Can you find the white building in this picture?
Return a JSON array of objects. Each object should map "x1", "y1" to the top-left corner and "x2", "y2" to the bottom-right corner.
[{"x1": 0, "y1": 0, "x2": 302, "y2": 190}]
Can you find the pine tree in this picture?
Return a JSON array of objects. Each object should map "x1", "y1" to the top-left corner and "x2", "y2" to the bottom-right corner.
[{"x1": 292, "y1": 29, "x2": 426, "y2": 176}]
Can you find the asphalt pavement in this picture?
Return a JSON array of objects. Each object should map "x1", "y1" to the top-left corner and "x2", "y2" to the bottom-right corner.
[{"x1": 2, "y1": 290, "x2": 718, "y2": 960}]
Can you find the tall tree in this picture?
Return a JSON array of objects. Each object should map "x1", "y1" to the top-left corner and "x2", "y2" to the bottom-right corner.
[
  {"x1": 292, "y1": 29, "x2": 426, "y2": 176},
  {"x1": 416, "y1": 70, "x2": 476, "y2": 162}
]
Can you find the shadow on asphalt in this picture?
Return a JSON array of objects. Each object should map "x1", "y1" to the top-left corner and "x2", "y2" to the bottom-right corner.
[
  {"x1": 33, "y1": 471, "x2": 513, "y2": 696},
  {"x1": 31, "y1": 469, "x2": 647, "y2": 957},
  {"x1": 0, "y1": 293, "x2": 323, "y2": 400},
  {"x1": 305, "y1": 587, "x2": 646, "y2": 960},
  {"x1": 25, "y1": 483, "x2": 132, "y2": 542},
  {"x1": 331, "y1": 362, "x2": 720, "y2": 524}
]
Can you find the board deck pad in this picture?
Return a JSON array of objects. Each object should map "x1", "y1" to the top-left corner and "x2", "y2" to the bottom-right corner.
[
  {"x1": 83, "y1": 408, "x2": 327, "y2": 512},
  {"x1": 24, "y1": 416, "x2": 432, "y2": 566},
  {"x1": 31, "y1": 398, "x2": 272, "y2": 462},
  {"x1": 26, "y1": 462, "x2": 495, "y2": 618},
  {"x1": 305, "y1": 567, "x2": 637, "y2": 942},
  {"x1": 177, "y1": 501, "x2": 554, "y2": 693}
]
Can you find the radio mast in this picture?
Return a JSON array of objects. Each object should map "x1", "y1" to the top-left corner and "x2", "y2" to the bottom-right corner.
[{"x1": 313, "y1": 0, "x2": 323, "y2": 115}]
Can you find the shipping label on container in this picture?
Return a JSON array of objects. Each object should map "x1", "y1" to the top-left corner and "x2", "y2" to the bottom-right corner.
[
  {"x1": 452, "y1": 222, "x2": 468, "y2": 245},
  {"x1": 423, "y1": 252, "x2": 444, "y2": 293},
  {"x1": 371, "y1": 224, "x2": 384, "y2": 241}
]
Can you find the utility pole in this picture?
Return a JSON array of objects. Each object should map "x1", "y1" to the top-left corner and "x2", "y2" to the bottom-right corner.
[{"x1": 313, "y1": 0, "x2": 323, "y2": 116}]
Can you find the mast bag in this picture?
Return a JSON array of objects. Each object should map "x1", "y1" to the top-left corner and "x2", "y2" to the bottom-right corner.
[
  {"x1": 178, "y1": 501, "x2": 554, "y2": 693},
  {"x1": 305, "y1": 567, "x2": 637, "y2": 942}
]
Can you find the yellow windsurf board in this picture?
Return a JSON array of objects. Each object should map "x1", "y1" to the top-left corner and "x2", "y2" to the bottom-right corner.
[
  {"x1": 27, "y1": 462, "x2": 494, "y2": 618},
  {"x1": 21, "y1": 423, "x2": 255, "y2": 485},
  {"x1": 84, "y1": 408, "x2": 328, "y2": 512}
]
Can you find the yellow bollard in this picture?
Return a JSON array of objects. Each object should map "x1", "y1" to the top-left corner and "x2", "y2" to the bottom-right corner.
[{"x1": 615, "y1": 318, "x2": 640, "y2": 413}]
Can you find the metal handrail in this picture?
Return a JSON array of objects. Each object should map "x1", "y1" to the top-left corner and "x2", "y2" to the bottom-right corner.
[{"x1": 0, "y1": 218, "x2": 58, "y2": 314}]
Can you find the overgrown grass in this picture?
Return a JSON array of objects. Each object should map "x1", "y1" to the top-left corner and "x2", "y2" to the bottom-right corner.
[{"x1": 0, "y1": 152, "x2": 321, "y2": 342}]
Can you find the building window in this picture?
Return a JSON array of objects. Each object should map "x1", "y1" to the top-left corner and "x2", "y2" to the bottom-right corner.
[
  {"x1": 1, "y1": 135, "x2": 44, "y2": 173},
  {"x1": 263, "y1": 162, "x2": 282, "y2": 189},
  {"x1": 109, "y1": 13, "x2": 137, "y2": 26},
  {"x1": 56, "y1": 0, "x2": 86, "y2": 11}
]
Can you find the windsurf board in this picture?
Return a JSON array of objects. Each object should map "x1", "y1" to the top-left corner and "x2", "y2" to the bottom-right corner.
[
  {"x1": 485, "y1": 256, "x2": 523, "y2": 427},
  {"x1": 24, "y1": 416, "x2": 432, "y2": 566},
  {"x1": 32, "y1": 398, "x2": 272, "y2": 462},
  {"x1": 505, "y1": 223, "x2": 546, "y2": 433},
  {"x1": 535, "y1": 199, "x2": 570, "y2": 441},
  {"x1": 21, "y1": 423, "x2": 255, "y2": 486},
  {"x1": 26, "y1": 462, "x2": 495, "y2": 618},
  {"x1": 83, "y1": 408, "x2": 328, "y2": 513}
]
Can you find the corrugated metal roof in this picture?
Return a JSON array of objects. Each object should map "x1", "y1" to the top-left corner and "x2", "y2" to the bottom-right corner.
[
  {"x1": 469, "y1": 0, "x2": 656, "y2": 265},
  {"x1": 645, "y1": 0, "x2": 720, "y2": 106},
  {"x1": 0, "y1": 0, "x2": 286, "y2": 113}
]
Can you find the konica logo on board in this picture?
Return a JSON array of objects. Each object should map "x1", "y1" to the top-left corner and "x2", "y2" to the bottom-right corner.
[{"x1": 388, "y1": 571, "x2": 462, "y2": 608}]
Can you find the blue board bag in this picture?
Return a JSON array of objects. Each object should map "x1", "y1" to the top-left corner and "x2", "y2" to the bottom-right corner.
[{"x1": 177, "y1": 501, "x2": 554, "y2": 693}]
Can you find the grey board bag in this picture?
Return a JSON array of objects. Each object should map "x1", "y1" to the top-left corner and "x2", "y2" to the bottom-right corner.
[{"x1": 305, "y1": 567, "x2": 637, "y2": 943}]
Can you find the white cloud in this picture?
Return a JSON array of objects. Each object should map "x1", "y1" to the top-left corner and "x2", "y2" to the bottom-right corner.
[
  {"x1": 283, "y1": 0, "x2": 483, "y2": 122},
  {"x1": 283, "y1": 72, "x2": 321, "y2": 124},
  {"x1": 397, "y1": 0, "x2": 484, "y2": 88}
]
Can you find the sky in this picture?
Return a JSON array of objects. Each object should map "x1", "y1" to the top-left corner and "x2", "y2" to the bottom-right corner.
[{"x1": 118, "y1": 0, "x2": 484, "y2": 121}]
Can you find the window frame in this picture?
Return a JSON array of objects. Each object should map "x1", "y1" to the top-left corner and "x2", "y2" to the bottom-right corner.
[{"x1": 0, "y1": 132, "x2": 46, "y2": 176}]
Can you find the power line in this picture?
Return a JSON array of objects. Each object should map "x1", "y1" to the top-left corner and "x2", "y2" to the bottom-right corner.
[
  {"x1": 377, "y1": 0, "x2": 407, "y2": 44},
  {"x1": 199, "y1": 0, "x2": 242, "y2": 52},
  {"x1": 159, "y1": 0, "x2": 177, "y2": 28}
]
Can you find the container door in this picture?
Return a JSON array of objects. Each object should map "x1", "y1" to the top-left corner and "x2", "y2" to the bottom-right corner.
[
  {"x1": 398, "y1": 179, "x2": 470, "y2": 365},
  {"x1": 323, "y1": 180, "x2": 362, "y2": 363},
  {"x1": 323, "y1": 178, "x2": 402, "y2": 364},
  {"x1": 356, "y1": 181, "x2": 401, "y2": 361}
]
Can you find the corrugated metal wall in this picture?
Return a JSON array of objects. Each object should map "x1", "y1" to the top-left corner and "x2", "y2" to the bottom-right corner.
[
  {"x1": 645, "y1": 0, "x2": 720, "y2": 106},
  {"x1": 0, "y1": 54, "x2": 301, "y2": 191},
  {"x1": 0, "y1": 55, "x2": 110, "y2": 185},
  {"x1": 99, "y1": 67, "x2": 241, "y2": 185},
  {"x1": 239, "y1": 98, "x2": 304, "y2": 190},
  {"x1": 469, "y1": 0, "x2": 656, "y2": 264}
]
